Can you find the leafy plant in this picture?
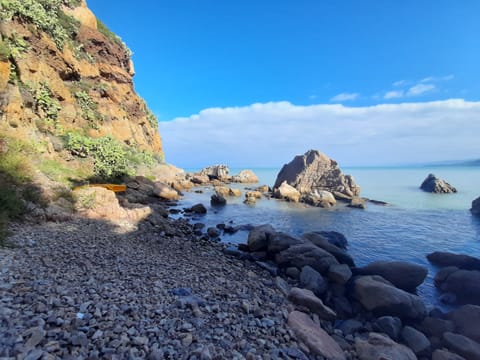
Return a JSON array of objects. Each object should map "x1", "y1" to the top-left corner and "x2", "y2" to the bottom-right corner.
[
  {"x1": 0, "y1": 0, "x2": 80, "y2": 49},
  {"x1": 64, "y1": 132, "x2": 159, "y2": 180},
  {"x1": 0, "y1": 41, "x2": 11, "y2": 61},
  {"x1": 146, "y1": 108, "x2": 158, "y2": 128},
  {"x1": 74, "y1": 90, "x2": 103, "y2": 128},
  {"x1": 33, "y1": 82, "x2": 61, "y2": 130}
]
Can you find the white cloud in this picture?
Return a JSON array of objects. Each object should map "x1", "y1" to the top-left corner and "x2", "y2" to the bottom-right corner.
[
  {"x1": 384, "y1": 90, "x2": 404, "y2": 99},
  {"x1": 330, "y1": 92, "x2": 359, "y2": 102},
  {"x1": 159, "y1": 99, "x2": 480, "y2": 168},
  {"x1": 393, "y1": 80, "x2": 406, "y2": 87},
  {"x1": 421, "y1": 75, "x2": 454, "y2": 83},
  {"x1": 406, "y1": 83, "x2": 436, "y2": 97}
]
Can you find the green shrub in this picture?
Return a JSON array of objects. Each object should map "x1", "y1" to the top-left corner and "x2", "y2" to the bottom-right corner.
[
  {"x1": 0, "y1": 41, "x2": 11, "y2": 61},
  {"x1": 64, "y1": 132, "x2": 158, "y2": 180},
  {"x1": 0, "y1": 0, "x2": 80, "y2": 49},
  {"x1": 74, "y1": 90, "x2": 103, "y2": 128},
  {"x1": 33, "y1": 82, "x2": 61, "y2": 130},
  {"x1": 146, "y1": 108, "x2": 158, "y2": 128}
]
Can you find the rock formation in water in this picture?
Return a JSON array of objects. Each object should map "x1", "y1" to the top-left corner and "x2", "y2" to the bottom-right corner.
[
  {"x1": 273, "y1": 150, "x2": 360, "y2": 204},
  {"x1": 471, "y1": 196, "x2": 480, "y2": 215},
  {"x1": 420, "y1": 174, "x2": 457, "y2": 193}
]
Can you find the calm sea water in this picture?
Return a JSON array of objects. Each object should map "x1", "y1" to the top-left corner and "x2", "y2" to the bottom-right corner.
[{"x1": 179, "y1": 166, "x2": 480, "y2": 310}]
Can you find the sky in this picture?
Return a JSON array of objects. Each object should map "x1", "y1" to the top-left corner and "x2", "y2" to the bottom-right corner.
[{"x1": 87, "y1": 0, "x2": 480, "y2": 167}]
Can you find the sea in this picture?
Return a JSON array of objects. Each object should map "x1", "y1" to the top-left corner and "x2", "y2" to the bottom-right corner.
[{"x1": 176, "y1": 166, "x2": 480, "y2": 310}]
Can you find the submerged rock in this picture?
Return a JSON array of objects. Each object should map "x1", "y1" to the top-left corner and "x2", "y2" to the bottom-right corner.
[
  {"x1": 273, "y1": 149, "x2": 360, "y2": 199},
  {"x1": 427, "y1": 251, "x2": 480, "y2": 271},
  {"x1": 420, "y1": 173, "x2": 457, "y2": 193}
]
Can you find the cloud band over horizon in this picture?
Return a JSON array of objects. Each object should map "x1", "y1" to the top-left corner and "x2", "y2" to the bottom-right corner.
[{"x1": 159, "y1": 99, "x2": 480, "y2": 168}]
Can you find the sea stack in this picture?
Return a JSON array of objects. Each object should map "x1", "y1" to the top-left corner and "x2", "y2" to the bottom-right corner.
[
  {"x1": 471, "y1": 197, "x2": 480, "y2": 215},
  {"x1": 420, "y1": 174, "x2": 457, "y2": 194},
  {"x1": 273, "y1": 150, "x2": 360, "y2": 204}
]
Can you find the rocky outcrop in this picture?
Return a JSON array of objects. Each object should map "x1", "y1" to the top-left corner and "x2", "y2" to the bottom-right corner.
[
  {"x1": 273, "y1": 150, "x2": 360, "y2": 200},
  {"x1": 420, "y1": 174, "x2": 457, "y2": 193},
  {"x1": 0, "y1": 1, "x2": 163, "y2": 157},
  {"x1": 471, "y1": 197, "x2": 480, "y2": 215},
  {"x1": 427, "y1": 252, "x2": 480, "y2": 271},
  {"x1": 353, "y1": 261, "x2": 428, "y2": 292}
]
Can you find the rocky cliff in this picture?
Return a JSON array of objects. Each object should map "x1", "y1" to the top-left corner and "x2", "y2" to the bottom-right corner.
[{"x1": 0, "y1": 0, "x2": 162, "y2": 159}]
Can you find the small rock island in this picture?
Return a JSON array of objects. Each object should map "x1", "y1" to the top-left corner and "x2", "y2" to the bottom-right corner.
[{"x1": 420, "y1": 174, "x2": 457, "y2": 194}]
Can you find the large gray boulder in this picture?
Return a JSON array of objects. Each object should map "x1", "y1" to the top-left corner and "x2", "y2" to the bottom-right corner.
[
  {"x1": 435, "y1": 269, "x2": 480, "y2": 305},
  {"x1": 443, "y1": 332, "x2": 480, "y2": 360},
  {"x1": 288, "y1": 287, "x2": 337, "y2": 320},
  {"x1": 247, "y1": 224, "x2": 276, "y2": 252},
  {"x1": 471, "y1": 197, "x2": 480, "y2": 215},
  {"x1": 352, "y1": 275, "x2": 426, "y2": 320},
  {"x1": 447, "y1": 305, "x2": 480, "y2": 343},
  {"x1": 420, "y1": 173, "x2": 457, "y2": 193},
  {"x1": 267, "y1": 232, "x2": 304, "y2": 254},
  {"x1": 288, "y1": 311, "x2": 346, "y2": 360},
  {"x1": 302, "y1": 232, "x2": 355, "y2": 267},
  {"x1": 300, "y1": 265, "x2": 328, "y2": 295},
  {"x1": 273, "y1": 150, "x2": 360, "y2": 198},
  {"x1": 401, "y1": 326, "x2": 431, "y2": 356},
  {"x1": 427, "y1": 251, "x2": 480, "y2": 271},
  {"x1": 275, "y1": 243, "x2": 339, "y2": 274},
  {"x1": 353, "y1": 261, "x2": 428, "y2": 292},
  {"x1": 231, "y1": 169, "x2": 259, "y2": 183}
]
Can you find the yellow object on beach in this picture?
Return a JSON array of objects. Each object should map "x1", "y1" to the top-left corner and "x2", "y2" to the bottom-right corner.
[{"x1": 74, "y1": 184, "x2": 127, "y2": 193}]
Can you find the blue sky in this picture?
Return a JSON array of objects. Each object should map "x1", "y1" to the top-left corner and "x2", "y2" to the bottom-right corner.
[{"x1": 88, "y1": 1, "x2": 480, "y2": 167}]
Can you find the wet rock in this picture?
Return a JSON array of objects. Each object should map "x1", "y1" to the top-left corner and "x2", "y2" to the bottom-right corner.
[
  {"x1": 447, "y1": 305, "x2": 480, "y2": 342},
  {"x1": 276, "y1": 243, "x2": 339, "y2": 274},
  {"x1": 287, "y1": 311, "x2": 346, "y2": 360},
  {"x1": 353, "y1": 261, "x2": 428, "y2": 292},
  {"x1": 401, "y1": 325, "x2": 430, "y2": 356},
  {"x1": 443, "y1": 332, "x2": 480, "y2": 360},
  {"x1": 268, "y1": 232, "x2": 303, "y2": 254},
  {"x1": 419, "y1": 316, "x2": 455, "y2": 338},
  {"x1": 471, "y1": 196, "x2": 480, "y2": 216},
  {"x1": 247, "y1": 224, "x2": 276, "y2": 252},
  {"x1": 353, "y1": 275, "x2": 426, "y2": 320},
  {"x1": 372, "y1": 316, "x2": 402, "y2": 341},
  {"x1": 355, "y1": 332, "x2": 416, "y2": 360},
  {"x1": 348, "y1": 197, "x2": 367, "y2": 209},
  {"x1": 288, "y1": 287, "x2": 337, "y2": 320},
  {"x1": 302, "y1": 232, "x2": 355, "y2": 267},
  {"x1": 314, "y1": 231, "x2": 349, "y2": 249},
  {"x1": 231, "y1": 169, "x2": 259, "y2": 183},
  {"x1": 210, "y1": 193, "x2": 227, "y2": 206},
  {"x1": 189, "y1": 203, "x2": 207, "y2": 214},
  {"x1": 328, "y1": 264, "x2": 352, "y2": 285},
  {"x1": 337, "y1": 319, "x2": 363, "y2": 336},
  {"x1": 432, "y1": 349, "x2": 467, "y2": 360},
  {"x1": 427, "y1": 252, "x2": 480, "y2": 271},
  {"x1": 299, "y1": 265, "x2": 328, "y2": 296},
  {"x1": 420, "y1": 173, "x2": 457, "y2": 193},
  {"x1": 435, "y1": 269, "x2": 480, "y2": 305},
  {"x1": 273, "y1": 181, "x2": 301, "y2": 202}
]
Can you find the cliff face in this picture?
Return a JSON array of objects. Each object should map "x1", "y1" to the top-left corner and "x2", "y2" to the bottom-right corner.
[{"x1": 0, "y1": 0, "x2": 163, "y2": 155}]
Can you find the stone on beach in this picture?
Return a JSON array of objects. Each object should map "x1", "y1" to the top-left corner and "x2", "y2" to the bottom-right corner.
[
  {"x1": 302, "y1": 232, "x2": 355, "y2": 267},
  {"x1": 352, "y1": 275, "x2": 426, "y2": 320},
  {"x1": 275, "y1": 243, "x2": 339, "y2": 274},
  {"x1": 247, "y1": 224, "x2": 276, "y2": 252},
  {"x1": 353, "y1": 261, "x2": 428, "y2": 292},
  {"x1": 287, "y1": 287, "x2": 337, "y2": 320},
  {"x1": 355, "y1": 332, "x2": 417, "y2": 360},
  {"x1": 287, "y1": 311, "x2": 346, "y2": 360},
  {"x1": 447, "y1": 305, "x2": 480, "y2": 343}
]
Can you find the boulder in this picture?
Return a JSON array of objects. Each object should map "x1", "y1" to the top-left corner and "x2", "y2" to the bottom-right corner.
[
  {"x1": 213, "y1": 186, "x2": 230, "y2": 197},
  {"x1": 348, "y1": 197, "x2": 367, "y2": 209},
  {"x1": 189, "y1": 203, "x2": 207, "y2": 214},
  {"x1": 401, "y1": 326, "x2": 431, "y2": 356},
  {"x1": 256, "y1": 185, "x2": 270, "y2": 193},
  {"x1": 471, "y1": 197, "x2": 480, "y2": 216},
  {"x1": 447, "y1": 305, "x2": 480, "y2": 342},
  {"x1": 432, "y1": 349, "x2": 467, "y2": 360},
  {"x1": 313, "y1": 231, "x2": 349, "y2": 249},
  {"x1": 245, "y1": 191, "x2": 262, "y2": 199},
  {"x1": 435, "y1": 269, "x2": 480, "y2": 305},
  {"x1": 273, "y1": 149, "x2": 360, "y2": 198},
  {"x1": 355, "y1": 332, "x2": 417, "y2": 360},
  {"x1": 276, "y1": 243, "x2": 339, "y2": 274},
  {"x1": 267, "y1": 232, "x2": 303, "y2": 254},
  {"x1": 302, "y1": 232, "x2": 355, "y2": 267},
  {"x1": 352, "y1": 275, "x2": 426, "y2": 320},
  {"x1": 372, "y1": 316, "x2": 402, "y2": 341},
  {"x1": 199, "y1": 165, "x2": 230, "y2": 180},
  {"x1": 337, "y1": 319, "x2": 363, "y2": 336},
  {"x1": 273, "y1": 181, "x2": 301, "y2": 202},
  {"x1": 302, "y1": 190, "x2": 336, "y2": 208},
  {"x1": 229, "y1": 188, "x2": 242, "y2": 197},
  {"x1": 299, "y1": 265, "x2": 328, "y2": 296},
  {"x1": 210, "y1": 193, "x2": 227, "y2": 206},
  {"x1": 287, "y1": 311, "x2": 346, "y2": 360},
  {"x1": 427, "y1": 252, "x2": 480, "y2": 271},
  {"x1": 288, "y1": 287, "x2": 337, "y2": 320},
  {"x1": 153, "y1": 181, "x2": 180, "y2": 200},
  {"x1": 328, "y1": 264, "x2": 352, "y2": 285},
  {"x1": 353, "y1": 261, "x2": 428, "y2": 292},
  {"x1": 420, "y1": 174, "x2": 457, "y2": 193},
  {"x1": 419, "y1": 316, "x2": 455, "y2": 338},
  {"x1": 443, "y1": 332, "x2": 480, "y2": 360},
  {"x1": 190, "y1": 174, "x2": 210, "y2": 184},
  {"x1": 247, "y1": 224, "x2": 276, "y2": 252},
  {"x1": 231, "y1": 169, "x2": 259, "y2": 183}
]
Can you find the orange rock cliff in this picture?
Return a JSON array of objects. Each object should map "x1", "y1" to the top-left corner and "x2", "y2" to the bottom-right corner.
[{"x1": 0, "y1": 0, "x2": 163, "y2": 159}]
